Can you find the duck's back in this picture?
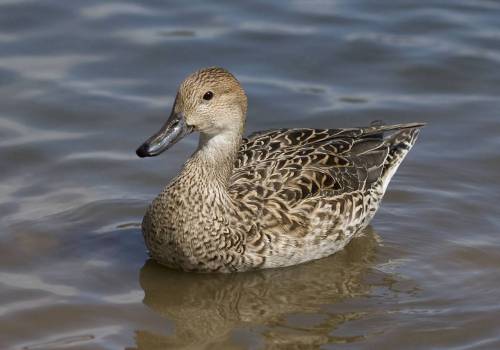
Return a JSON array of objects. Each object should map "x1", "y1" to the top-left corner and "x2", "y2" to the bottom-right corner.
[{"x1": 228, "y1": 123, "x2": 423, "y2": 268}]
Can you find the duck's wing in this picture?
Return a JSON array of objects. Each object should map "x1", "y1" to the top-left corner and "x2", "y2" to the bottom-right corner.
[
  {"x1": 231, "y1": 123, "x2": 423, "y2": 202},
  {"x1": 229, "y1": 123, "x2": 423, "y2": 235}
]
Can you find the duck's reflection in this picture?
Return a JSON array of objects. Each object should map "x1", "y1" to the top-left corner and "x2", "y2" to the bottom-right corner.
[{"x1": 134, "y1": 227, "x2": 382, "y2": 349}]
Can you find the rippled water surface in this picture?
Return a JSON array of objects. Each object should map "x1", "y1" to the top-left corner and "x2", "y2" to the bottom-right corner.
[{"x1": 1, "y1": 1, "x2": 500, "y2": 349}]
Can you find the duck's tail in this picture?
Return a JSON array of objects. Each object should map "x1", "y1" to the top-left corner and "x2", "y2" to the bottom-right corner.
[{"x1": 368, "y1": 122, "x2": 425, "y2": 193}]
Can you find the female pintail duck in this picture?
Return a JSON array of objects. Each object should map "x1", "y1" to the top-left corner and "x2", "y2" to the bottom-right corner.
[{"x1": 136, "y1": 67, "x2": 423, "y2": 273}]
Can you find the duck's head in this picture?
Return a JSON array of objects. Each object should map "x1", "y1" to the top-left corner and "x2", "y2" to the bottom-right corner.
[{"x1": 136, "y1": 67, "x2": 247, "y2": 157}]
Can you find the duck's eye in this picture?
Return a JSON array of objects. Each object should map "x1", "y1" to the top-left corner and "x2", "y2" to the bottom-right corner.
[{"x1": 203, "y1": 91, "x2": 214, "y2": 101}]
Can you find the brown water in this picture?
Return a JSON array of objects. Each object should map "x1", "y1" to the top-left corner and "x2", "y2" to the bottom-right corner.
[{"x1": 1, "y1": 1, "x2": 500, "y2": 349}]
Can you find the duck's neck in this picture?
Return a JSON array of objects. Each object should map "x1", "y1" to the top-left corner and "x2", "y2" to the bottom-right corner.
[{"x1": 183, "y1": 129, "x2": 242, "y2": 188}]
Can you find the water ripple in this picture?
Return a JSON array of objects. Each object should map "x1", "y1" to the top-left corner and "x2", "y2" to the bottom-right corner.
[{"x1": 0, "y1": 272, "x2": 78, "y2": 297}]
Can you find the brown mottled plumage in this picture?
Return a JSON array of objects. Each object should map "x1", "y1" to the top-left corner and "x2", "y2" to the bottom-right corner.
[{"x1": 137, "y1": 67, "x2": 424, "y2": 273}]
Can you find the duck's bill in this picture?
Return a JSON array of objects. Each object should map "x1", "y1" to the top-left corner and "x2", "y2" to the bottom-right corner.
[{"x1": 136, "y1": 112, "x2": 193, "y2": 157}]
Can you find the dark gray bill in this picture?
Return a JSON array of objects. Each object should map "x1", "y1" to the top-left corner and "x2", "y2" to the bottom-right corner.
[{"x1": 136, "y1": 112, "x2": 192, "y2": 157}]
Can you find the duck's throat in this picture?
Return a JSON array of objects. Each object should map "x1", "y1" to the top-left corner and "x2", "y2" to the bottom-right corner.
[{"x1": 185, "y1": 130, "x2": 241, "y2": 187}]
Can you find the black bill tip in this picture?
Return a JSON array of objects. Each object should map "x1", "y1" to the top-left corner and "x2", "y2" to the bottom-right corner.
[{"x1": 136, "y1": 144, "x2": 151, "y2": 158}]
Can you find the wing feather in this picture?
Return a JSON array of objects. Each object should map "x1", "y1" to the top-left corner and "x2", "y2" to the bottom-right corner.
[{"x1": 229, "y1": 123, "x2": 424, "y2": 236}]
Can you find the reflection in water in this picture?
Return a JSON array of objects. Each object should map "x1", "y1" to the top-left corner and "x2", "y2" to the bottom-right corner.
[{"x1": 134, "y1": 228, "x2": 382, "y2": 349}]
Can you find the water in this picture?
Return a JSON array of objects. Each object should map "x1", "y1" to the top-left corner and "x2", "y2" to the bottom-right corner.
[{"x1": 1, "y1": 1, "x2": 500, "y2": 349}]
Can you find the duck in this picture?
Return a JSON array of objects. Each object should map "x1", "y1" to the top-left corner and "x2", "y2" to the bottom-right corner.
[{"x1": 136, "y1": 67, "x2": 423, "y2": 273}]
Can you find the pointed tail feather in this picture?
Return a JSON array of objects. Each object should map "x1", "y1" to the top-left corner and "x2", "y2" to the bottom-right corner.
[
  {"x1": 378, "y1": 124, "x2": 423, "y2": 192},
  {"x1": 362, "y1": 122, "x2": 426, "y2": 137}
]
